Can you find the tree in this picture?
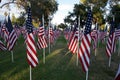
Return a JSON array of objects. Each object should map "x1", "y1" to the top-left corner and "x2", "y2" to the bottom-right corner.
[
  {"x1": 1, "y1": 0, "x2": 58, "y2": 26},
  {"x1": 14, "y1": 0, "x2": 58, "y2": 24},
  {"x1": 64, "y1": 4, "x2": 87, "y2": 26},
  {"x1": 11, "y1": 13, "x2": 17, "y2": 25},
  {"x1": 57, "y1": 23, "x2": 67, "y2": 30},
  {"x1": 111, "y1": 4, "x2": 120, "y2": 27}
]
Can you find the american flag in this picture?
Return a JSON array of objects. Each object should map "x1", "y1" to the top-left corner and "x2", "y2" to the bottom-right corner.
[
  {"x1": 26, "y1": 6, "x2": 38, "y2": 68},
  {"x1": 49, "y1": 26, "x2": 54, "y2": 44},
  {"x1": 106, "y1": 21, "x2": 115, "y2": 57},
  {"x1": 5, "y1": 16, "x2": 17, "y2": 51},
  {"x1": 91, "y1": 30, "x2": 98, "y2": 50},
  {"x1": 0, "y1": 40, "x2": 6, "y2": 51},
  {"x1": 114, "y1": 64, "x2": 120, "y2": 80},
  {"x1": 78, "y1": 9, "x2": 92, "y2": 72},
  {"x1": 115, "y1": 29, "x2": 120, "y2": 39},
  {"x1": 37, "y1": 24, "x2": 47, "y2": 49},
  {"x1": 64, "y1": 28, "x2": 70, "y2": 40},
  {"x1": 68, "y1": 23, "x2": 79, "y2": 54},
  {"x1": 98, "y1": 31, "x2": 107, "y2": 41},
  {"x1": 1, "y1": 23, "x2": 9, "y2": 42}
]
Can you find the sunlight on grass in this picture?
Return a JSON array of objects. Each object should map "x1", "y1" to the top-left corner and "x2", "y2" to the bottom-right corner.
[
  {"x1": 8, "y1": 68, "x2": 29, "y2": 80},
  {"x1": 67, "y1": 53, "x2": 76, "y2": 66},
  {"x1": 46, "y1": 48, "x2": 64, "y2": 60},
  {"x1": 0, "y1": 35, "x2": 120, "y2": 80}
]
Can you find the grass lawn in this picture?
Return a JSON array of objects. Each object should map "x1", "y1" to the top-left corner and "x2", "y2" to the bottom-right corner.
[{"x1": 0, "y1": 33, "x2": 120, "y2": 80}]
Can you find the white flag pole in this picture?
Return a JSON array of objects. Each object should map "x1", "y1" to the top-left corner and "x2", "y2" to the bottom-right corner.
[
  {"x1": 30, "y1": 66, "x2": 32, "y2": 80},
  {"x1": 48, "y1": 15, "x2": 51, "y2": 54},
  {"x1": 76, "y1": 15, "x2": 80, "y2": 66},
  {"x1": 118, "y1": 37, "x2": 120, "y2": 56},
  {"x1": 42, "y1": 14, "x2": 46, "y2": 64},
  {"x1": 43, "y1": 48, "x2": 45, "y2": 64},
  {"x1": 11, "y1": 51, "x2": 14, "y2": 62},
  {"x1": 95, "y1": 49, "x2": 97, "y2": 56},
  {"x1": 108, "y1": 56, "x2": 111, "y2": 67},
  {"x1": 86, "y1": 71, "x2": 88, "y2": 80},
  {"x1": 95, "y1": 23, "x2": 97, "y2": 56}
]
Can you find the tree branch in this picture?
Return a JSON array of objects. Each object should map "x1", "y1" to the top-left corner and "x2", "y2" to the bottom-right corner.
[{"x1": 0, "y1": 1, "x2": 24, "y2": 8}]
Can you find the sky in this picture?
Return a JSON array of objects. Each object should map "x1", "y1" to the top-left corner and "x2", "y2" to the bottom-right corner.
[
  {"x1": 0, "y1": 0, "x2": 22, "y2": 22},
  {"x1": 0, "y1": 0, "x2": 80, "y2": 24},
  {"x1": 51, "y1": 0, "x2": 80, "y2": 25}
]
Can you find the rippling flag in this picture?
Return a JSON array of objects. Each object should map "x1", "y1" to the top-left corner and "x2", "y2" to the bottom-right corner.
[
  {"x1": 115, "y1": 29, "x2": 120, "y2": 39},
  {"x1": 5, "y1": 16, "x2": 17, "y2": 51},
  {"x1": 49, "y1": 26, "x2": 54, "y2": 44},
  {"x1": 106, "y1": 21, "x2": 115, "y2": 57},
  {"x1": 37, "y1": 24, "x2": 47, "y2": 49},
  {"x1": 78, "y1": 9, "x2": 92, "y2": 72},
  {"x1": 68, "y1": 23, "x2": 79, "y2": 54},
  {"x1": 91, "y1": 30, "x2": 98, "y2": 50},
  {"x1": 1, "y1": 23, "x2": 9, "y2": 43},
  {"x1": 26, "y1": 6, "x2": 38, "y2": 68},
  {"x1": 0, "y1": 40, "x2": 6, "y2": 51},
  {"x1": 115, "y1": 64, "x2": 120, "y2": 80}
]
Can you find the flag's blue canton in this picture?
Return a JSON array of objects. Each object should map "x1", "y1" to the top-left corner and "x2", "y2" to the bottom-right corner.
[
  {"x1": 84, "y1": 10, "x2": 92, "y2": 34},
  {"x1": 39, "y1": 24, "x2": 43, "y2": 28},
  {"x1": 73, "y1": 23, "x2": 78, "y2": 32},
  {"x1": 26, "y1": 6, "x2": 33, "y2": 34},
  {"x1": 6, "y1": 16, "x2": 13, "y2": 33},
  {"x1": 109, "y1": 21, "x2": 115, "y2": 35}
]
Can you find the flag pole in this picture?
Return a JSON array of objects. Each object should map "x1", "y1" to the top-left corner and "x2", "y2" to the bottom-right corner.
[
  {"x1": 48, "y1": 15, "x2": 51, "y2": 54},
  {"x1": 86, "y1": 71, "x2": 88, "y2": 80},
  {"x1": 30, "y1": 66, "x2": 32, "y2": 80},
  {"x1": 11, "y1": 51, "x2": 14, "y2": 62},
  {"x1": 108, "y1": 56, "x2": 111, "y2": 67},
  {"x1": 42, "y1": 14, "x2": 46, "y2": 64},
  {"x1": 95, "y1": 49, "x2": 97, "y2": 56},
  {"x1": 95, "y1": 23, "x2": 97, "y2": 56},
  {"x1": 118, "y1": 38, "x2": 120, "y2": 56},
  {"x1": 76, "y1": 15, "x2": 80, "y2": 66}
]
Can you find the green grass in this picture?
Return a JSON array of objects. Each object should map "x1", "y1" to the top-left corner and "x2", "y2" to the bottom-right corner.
[{"x1": 0, "y1": 34, "x2": 120, "y2": 80}]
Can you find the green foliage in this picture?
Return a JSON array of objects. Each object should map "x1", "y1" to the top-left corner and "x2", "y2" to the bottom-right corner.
[
  {"x1": 3, "y1": 0, "x2": 58, "y2": 26},
  {"x1": 11, "y1": 13, "x2": 17, "y2": 25},
  {"x1": 15, "y1": 0, "x2": 58, "y2": 24},
  {"x1": 16, "y1": 16, "x2": 25, "y2": 26},
  {"x1": 57, "y1": 23, "x2": 67, "y2": 29},
  {"x1": 64, "y1": 4, "x2": 87, "y2": 25},
  {"x1": 112, "y1": 4, "x2": 120, "y2": 27}
]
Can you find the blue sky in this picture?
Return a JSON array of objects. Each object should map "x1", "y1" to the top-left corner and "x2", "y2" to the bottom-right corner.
[{"x1": 52, "y1": 0, "x2": 80, "y2": 25}]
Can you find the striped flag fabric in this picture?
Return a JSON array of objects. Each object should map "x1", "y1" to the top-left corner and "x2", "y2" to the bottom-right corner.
[
  {"x1": 114, "y1": 64, "x2": 120, "y2": 80},
  {"x1": 37, "y1": 24, "x2": 47, "y2": 49},
  {"x1": 91, "y1": 30, "x2": 98, "y2": 50},
  {"x1": 49, "y1": 26, "x2": 54, "y2": 44},
  {"x1": 64, "y1": 28, "x2": 69, "y2": 40},
  {"x1": 26, "y1": 6, "x2": 38, "y2": 68},
  {"x1": 106, "y1": 21, "x2": 115, "y2": 57},
  {"x1": 78, "y1": 9, "x2": 93, "y2": 72},
  {"x1": 98, "y1": 31, "x2": 107, "y2": 41},
  {"x1": 1, "y1": 23, "x2": 9, "y2": 43},
  {"x1": 0, "y1": 40, "x2": 6, "y2": 51},
  {"x1": 5, "y1": 16, "x2": 17, "y2": 51},
  {"x1": 115, "y1": 29, "x2": 120, "y2": 39},
  {"x1": 68, "y1": 23, "x2": 79, "y2": 54}
]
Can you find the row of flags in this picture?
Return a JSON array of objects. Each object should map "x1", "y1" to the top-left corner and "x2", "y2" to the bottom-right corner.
[
  {"x1": 0, "y1": 5, "x2": 120, "y2": 80},
  {"x1": 64, "y1": 9, "x2": 120, "y2": 79},
  {"x1": 0, "y1": 6, "x2": 61, "y2": 68},
  {"x1": 0, "y1": 18, "x2": 60, "y2": 51}
]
